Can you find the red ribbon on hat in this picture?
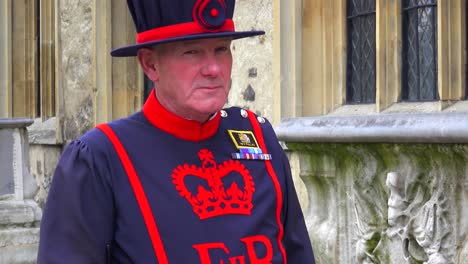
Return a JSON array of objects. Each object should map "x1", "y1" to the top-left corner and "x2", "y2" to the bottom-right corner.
[{"x1": 136, "y1": 20, "x2": 235, "y2": 44}]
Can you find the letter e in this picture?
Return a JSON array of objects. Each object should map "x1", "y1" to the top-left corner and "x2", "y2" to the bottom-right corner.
[{"x1": 193, "y1": 242, "x2": 230, "y2": 264}]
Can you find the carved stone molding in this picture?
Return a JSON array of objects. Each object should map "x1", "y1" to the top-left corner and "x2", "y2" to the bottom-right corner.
[{"x1": 286, "y1": 142, "x2": 467, "y2": 264}]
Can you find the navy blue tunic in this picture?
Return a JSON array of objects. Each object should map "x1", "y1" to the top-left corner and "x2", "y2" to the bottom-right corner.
[{"x1": 38, "y1": 91, "x2": 315, "y2": 263}]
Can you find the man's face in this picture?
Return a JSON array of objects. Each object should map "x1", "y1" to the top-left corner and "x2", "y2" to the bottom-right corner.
[{"x1": 151, "y1": 38, "x2": 233, "y2": 122}]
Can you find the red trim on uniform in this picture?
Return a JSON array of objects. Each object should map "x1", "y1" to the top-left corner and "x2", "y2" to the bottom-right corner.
[
  {"x1": 137, "y1": 20, "x2": 234, "y2": 44},
  {"x1": 142, "y1": 89, "x2": 220, "y2": 142},
  {"x1": 193, "y1": 242, "x2": 230, "y2": 263},
  {"x1": 97, "y1": 124, "x2": 169, "y2": 264},
  {"x1": 240, "y1": 235, "x2": 274, "y2": 263},
  {"x1": 197, "y1": 0, "x2": 212, "y2": 27},
  {"x1": 247, "y1": 111, "x2": 287, "y2": 264}
]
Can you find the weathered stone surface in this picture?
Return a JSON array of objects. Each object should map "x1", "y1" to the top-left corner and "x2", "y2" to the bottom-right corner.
[
  {"x1": 1, "y1": 120, "x2": 42, "y2": 263},
  {"x1": 0, "y1": 201, "x2": 42, "y2": 226},
  {"x1": 60, "y1": 0, "x2": 95, "y2": 142},
  {"x1": 228, "y1": 0, "x2": 273, "y2": 119},
  {"x1": 276, "y1": 112, "x2": 468, "y2": 143},
  {"x1": 0, "y1": 243, "x2": 39, "y2": 264},
  {"x1": 285, "y1": 143, "x2": 467, "y2": 264},
  {"x1": 0, "y1": 130, "x2": 14, "y2": 197},
  {"x1": 63, "y1": 95, "x2": 94, "y2": 142},
  {"x1": 243, "y1": 84, "x2": 256, "y2": 102},
  {"x1": 276, "y1": 113, "x2": 468, "y2": 263},
  {"x1": 28, "y1": 117, "x2": 58, "y2": 145},
  {"x1": 0, "y1": 120, "x2": 38, "y2": 201},
  {"x1": 248, "y1": 68, "x2": 257, "y2": 78},
  {"x1": 29, "y1": 145, "x2": 61, "y2": 208},
  {"x1": 0, "y1": 228, "x2": 40, "y2": 248}
]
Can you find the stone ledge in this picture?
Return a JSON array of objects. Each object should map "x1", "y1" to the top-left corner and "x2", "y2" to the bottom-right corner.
[
  {"x1": 0, "y1": 228, "x2": 39, "y2": 248},
  {"x1": 0, "y1": 243, "x2": 38, "y2": 264},
  {"x1": 28, "y1": 117, "x2": 61, "y2": 145},
  {"x1": 275, "y1": 112, "x2": 468, "y2": 143},
  {"x1": 0, "y1": 119, "x2": 34, "y2": 129},
  {"x1": 0, "y1": 200, "x2": 42, "y2": 226}
]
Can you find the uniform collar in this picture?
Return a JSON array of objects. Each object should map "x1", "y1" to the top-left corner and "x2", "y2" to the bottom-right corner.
[{"x1": 142, "y1": 89, "x2": 220, "y2": 141}]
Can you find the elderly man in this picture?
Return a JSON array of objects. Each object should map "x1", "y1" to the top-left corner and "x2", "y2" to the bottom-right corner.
[{"x1": 38, "y1": 0, "x2": 315, "y2": 263}]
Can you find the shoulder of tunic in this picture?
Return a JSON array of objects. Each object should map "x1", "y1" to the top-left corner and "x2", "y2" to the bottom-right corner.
[
  {"x1": 59, "y1": 114, "x2": 142, "y2": 186},
  {"x1": 221, "y1": 106, "x2": 277, "y2": 139}
]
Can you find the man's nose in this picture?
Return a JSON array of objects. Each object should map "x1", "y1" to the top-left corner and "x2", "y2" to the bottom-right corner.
[{"x1": 200, "y1": 55, "x2": 221, "y2": 77}]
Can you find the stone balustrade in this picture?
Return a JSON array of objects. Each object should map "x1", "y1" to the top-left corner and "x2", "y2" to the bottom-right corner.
[
  {"x1": 0, "y1": 118, "x2": 41, "y2": 264},
  {"x1": 276, "y1": 112, "x2": 468, "y2": 264}
]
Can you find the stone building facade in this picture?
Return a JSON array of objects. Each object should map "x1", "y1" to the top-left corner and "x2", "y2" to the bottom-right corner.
[
  {"x1": 1, "y1": 0, "x2": 468, "y2": 263},
  {"x1": 273, "y1": 1, "x2": 468, "y2": 263}
]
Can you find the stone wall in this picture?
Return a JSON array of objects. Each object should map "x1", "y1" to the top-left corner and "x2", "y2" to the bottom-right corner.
[
  {"x1": 276, "y1": 113, "x2": 468, "y2": 264},
  {"x1": 28, "y1": 118, "x2": 62, "y2": 209},
  {"x1": 288, "y1": 143, "x2": 467, "y2": 264},
  {"x1": 229, "y1": 0, "x2": 274, "y2": 120},
  {"x1": 59, "y1": 0, "x2": 95, "y2": 142},
  {"x1": 28, "y1": 0, "x2": 95, "y2": 211}
]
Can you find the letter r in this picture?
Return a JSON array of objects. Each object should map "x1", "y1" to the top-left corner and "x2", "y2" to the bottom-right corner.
[{"x1": 240, "y1": 235, "x2": 273, "y2": 264}]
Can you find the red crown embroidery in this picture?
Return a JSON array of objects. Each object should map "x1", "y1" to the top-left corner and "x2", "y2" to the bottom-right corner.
[{"x1": 172, "y1": 149, "x2": 255, "y2": 220}]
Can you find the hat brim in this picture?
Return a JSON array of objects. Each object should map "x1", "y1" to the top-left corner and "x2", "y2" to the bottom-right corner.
[{"x1": 110, "y1": 30, "x2": 265, "y2": 57}]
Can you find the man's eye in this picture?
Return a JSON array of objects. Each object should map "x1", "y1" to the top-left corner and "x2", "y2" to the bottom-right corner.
[
  {"x1": 216, "y1": 47, "x2": 228, "y2": 52},
  {"x1": 184, "y1": 50, "x2": 197, "y2": 55}
]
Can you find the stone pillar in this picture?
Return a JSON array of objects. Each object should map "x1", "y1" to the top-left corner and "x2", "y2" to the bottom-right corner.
[{"x1": 0, "y1": 118, "x2": 41, "y2": 264}]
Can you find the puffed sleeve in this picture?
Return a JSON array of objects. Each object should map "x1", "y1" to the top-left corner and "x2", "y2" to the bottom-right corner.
[
  {"x1": 37, "y1": 138, "x2": 114, "y2": 264},
  {"x1": 280, "y1": 150, "x2": 316, "y2": 263}
]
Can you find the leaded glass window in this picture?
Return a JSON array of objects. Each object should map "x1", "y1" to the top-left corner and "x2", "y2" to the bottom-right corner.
[
  {"x1": 402, "y1": 0, "x2": 438, "y2": 101},
  {"x1": 346, "y1": 0, "x2": 376, "y2": 104}
]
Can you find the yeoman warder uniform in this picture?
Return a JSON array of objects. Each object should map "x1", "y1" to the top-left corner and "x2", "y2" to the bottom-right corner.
[{"x1": 38, "y1": 0, "x2": 315, "y2": 263}]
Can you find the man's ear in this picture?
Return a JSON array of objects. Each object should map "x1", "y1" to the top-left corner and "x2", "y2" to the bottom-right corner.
[{"x1": 137, "y1": 48, "x2": 159, "y2": 82}]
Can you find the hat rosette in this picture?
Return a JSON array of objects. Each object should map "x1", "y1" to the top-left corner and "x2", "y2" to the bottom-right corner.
[{"x1": 193, "y1": 0, "x2": 227, "y2": 31}]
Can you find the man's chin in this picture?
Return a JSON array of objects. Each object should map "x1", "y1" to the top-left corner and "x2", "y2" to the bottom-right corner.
[{"x1": 195, "y1": 100, "x2": 225, "y2": 112}]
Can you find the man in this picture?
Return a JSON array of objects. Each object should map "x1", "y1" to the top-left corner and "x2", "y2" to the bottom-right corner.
[{"x1": 38, "y1": 0, "x2": 315, "y2": 263}]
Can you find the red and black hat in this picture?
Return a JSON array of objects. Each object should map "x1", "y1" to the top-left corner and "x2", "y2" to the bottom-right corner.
[{"x1": 111, "y1": 0, "x2": 265, "y2": 57}]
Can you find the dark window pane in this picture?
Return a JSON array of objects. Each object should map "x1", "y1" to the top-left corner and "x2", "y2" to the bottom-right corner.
[
  {"x1": 402, "y1": 0, "x2": 438, "y2": 101},
  {"x1": 346, "y1": 0, "x2": 376, "y2": 104}
]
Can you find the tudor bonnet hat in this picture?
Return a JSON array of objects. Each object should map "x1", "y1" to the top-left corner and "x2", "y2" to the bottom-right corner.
[{"x1": 111, "y1": 0, "x2": 265, "y2": 57}]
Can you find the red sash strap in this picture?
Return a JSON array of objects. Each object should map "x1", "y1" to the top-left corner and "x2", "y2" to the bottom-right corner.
[
  {"x1": 97, "y1": 124, "x2": 169, "y2": 264},
  {"x1": 246, "y1": 111, "x2": 287, "y2": 264}
]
